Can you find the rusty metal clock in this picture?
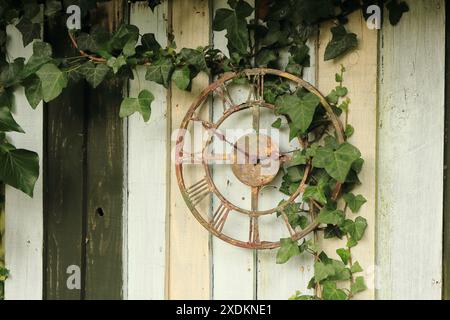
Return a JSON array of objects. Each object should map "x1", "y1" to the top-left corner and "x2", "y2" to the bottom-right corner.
[{"x1": 175, "y1": 68, "x2": 344, "y2": 250}]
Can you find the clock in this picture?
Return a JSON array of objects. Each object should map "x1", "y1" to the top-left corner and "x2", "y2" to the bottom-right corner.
[{"x1": 175, "y1": 68, "x2": 344, "y2": 249}]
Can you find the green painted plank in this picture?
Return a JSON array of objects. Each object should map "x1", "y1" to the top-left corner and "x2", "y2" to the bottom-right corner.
[
  {"x1": 84, "y1": 0, "x2": 125, "y2": 300},
  {"x1": 44, "y1": 16, "x2": 86, "y2": 300}
]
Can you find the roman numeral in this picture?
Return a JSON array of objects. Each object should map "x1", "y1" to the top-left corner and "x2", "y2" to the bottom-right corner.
[
  {"x1": 186, "y1": 178, "x2": 211, "y2": 207},
  {"x1": 210, "y1": 203, "x2": 230, "y2": 233}
]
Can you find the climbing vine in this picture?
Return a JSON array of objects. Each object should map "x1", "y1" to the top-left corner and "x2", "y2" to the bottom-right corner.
[{"x1": 0, "y1": 0, "x2": 408, "y2": 299}]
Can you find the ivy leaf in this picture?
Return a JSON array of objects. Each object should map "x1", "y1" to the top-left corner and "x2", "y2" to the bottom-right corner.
[
  {"x1": 276, "y1": 238, "x2": 300, "y2": 264},
  {"x1": 145, "y1": 57, "x2": 174, "y2": 88},
  {"x1": 271, "y1": 118, "x2": 282, "y2": 129},
  {"x1": 351, "y1": 261, "x2": 363, "y2": 273},
  {"x1": 343, "y1": 193, "x2": 367, "y2": 213},
  {"x1": 275, "y1": 92, "x2": 320, "y2": 136},
  {"x1": 172, "y1": 66, "x2": 191, "y2": 91},
  {"x1": 336, "y1": 248, "x2": 350, "y2": 265},
  {"x1": 351, "y1": 276, "x2": 367, "y2": 295},
  {"x1": 79, "y1": 62, "x2": 111, "y2": 88},
  {"x1": 0, "y1": 147, "x2": 39, "y2": 197},
  {"x1": 15, "y1": 17, "x2": 41, "y2": 47},
  {"x1": 23, "y1": 76, "x2": 43, "y2": 109},
  {"x1": 386, "y1": 0, "x2": 409, "y2": 26},
  {"x1": 119, "y1": 89, "x2": 154, "y2": 122},
  {"x1": 212, "y1": 1, "x2": 253, "y2": 54},
  {"x1": 312, "y1": 143, "x2": 361, "y2": 183},
  {"x1": 324, "y1": 25, "x2": 357, "y2": 61},
  {"x1": 314, "y1": 261, "x2": 335, "y2": 282},
  {"x1": 342, "y1": 217, "x2": 368, "y2": 242},
  {"x1": 255, "y1": 49, "x2": 277, "y2": 67},
  {"x1": 303, "y1": 184, "x2": 327, "y2": 205},
  {"x1": 141, "y1": 33, "x2": 162, "y2": 53},
  {"x1": 36, "y1": 63, "x2": 68, "y2": 102},
  {"x1": 44, "y1": 0, "x2": 62, "y2": 17},
  {"x1": 0, "y1": 107, "x2": 25, "y2": 133},
  {"x1": 322, "y1": 281, "x2": 347, "y2": 300},
  {"x1": 179, "y1": 48, "x2": 208, "y2": 73},
  {"x1": 317, "y1": 208, "x2": 345, "y2": 226}
]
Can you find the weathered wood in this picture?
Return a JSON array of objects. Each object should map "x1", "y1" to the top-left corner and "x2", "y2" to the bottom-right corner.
[
  {"x1": 4, "y1": 19, "x2": 44, "y2": 300},
  {"x1": 378, "y1": 0, "x2": 445, "y2": 299},
  {"x1": 127, "y1": 2, "x2": 168, "y2": 300},
  {"x1": 211, "y1": 0, "x2": 255, "y2": 301},
  {"x1": 445, "y1": 0, "x2": 450, "y2": 301},
  {"x1": 169, "y1": 0, "x2": 211, "y2": 299},
  {"x1": 44, "y1": 15, "x2": 86, "y2": 300},
  {"x1": 84, "y1": 0, "x2": 125, "y2": 300},
  {"x1": 318, "y1": 11, "x2": 378, "y2": 299}
]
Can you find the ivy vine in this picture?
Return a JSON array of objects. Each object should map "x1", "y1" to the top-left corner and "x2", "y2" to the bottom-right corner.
[{"x1": 0, "y1": 0, "x2": 408, "y2": 300}]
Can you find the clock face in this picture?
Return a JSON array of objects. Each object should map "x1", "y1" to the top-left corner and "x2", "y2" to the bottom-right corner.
[{"x1": 175, "y1": 68, "x2": 344, "y2": 249}]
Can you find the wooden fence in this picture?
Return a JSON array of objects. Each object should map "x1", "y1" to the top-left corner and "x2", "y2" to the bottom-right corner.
[{"x1": 2, "y1": 0, "x2": 447, "y2": 300}]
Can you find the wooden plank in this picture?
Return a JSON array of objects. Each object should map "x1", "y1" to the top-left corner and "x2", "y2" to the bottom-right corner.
[
  {"x1": 44, "y1": 15, "x2": 86, "y2": 300},
  {"x1": 317, "y1": 11, "x2": 378, "y2": 300},
  {"x1": 445, "y1": 0, "x2": 450, "y2": 301},
  {"x1": 84, "y1": 0, "x2": 125, "y2": 300},
  {"x1": 4, "y1": 21, "x2": 44, "y2": 300},
  {"x1": 210, "y1": 0, "x2": 255, "y2": 300},
  {"x1": 378, "y1": 0, "x2": 445, "y2": 300},
  {"x1": 169, "y1": 0, "x2": 211, "y2": 300},
  {"x1": 257, "y1": 35, "x2": 318, "y2": 300},
  {"x1": 127, "y1": 2, "x2": 168, "y2": 300}
]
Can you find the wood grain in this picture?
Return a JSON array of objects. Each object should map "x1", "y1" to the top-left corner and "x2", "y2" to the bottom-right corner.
[
  {"x1": 317, "y1": 11, "x2": 378, "y2": 300},
  {"x1": 378, "y1": 0, "x2": 445, "y2": 300},
  {"x1": 4, "y1": 19, "x2": 44, "y2": 300},
  {"x1": 168, "y1": 0, "x2": 211, "y2": 299},
  {"x1": 127, "y1": 2, "x2": 169, "y2": 300}
]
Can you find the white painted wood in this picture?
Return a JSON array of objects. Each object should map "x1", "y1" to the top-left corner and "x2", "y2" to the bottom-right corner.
[
  {"x1": 4, "y1": 23, "x2": 43, "y2": 300},
  {"x1": 127, "y1": 2, "x2": 169, "y2": 300},
  {"x1": 377, "y1": 0, "x2": 445, "y2": 300},
  {"x1": 210, "y1": 0, "x2": 255, "y2": 301},
  {"x1": 257, "y1": 36, "x2": 318, "y2": 300}
]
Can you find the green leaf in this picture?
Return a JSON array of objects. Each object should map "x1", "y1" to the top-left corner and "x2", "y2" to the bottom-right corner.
[
  {"x1": 23, "y1": 76, "x2": 43, "y2": 109},
  {"x1": 322, "y1": 281, "x2": 347, "y2": 300},
  {"x1": 0, "y1": 107, "x2": 24, "y2": 133},
  {"x1": 276, "y1": 238, "x2": 300, "y2": 264},
  {"x1": 213, "y1": 1, "x2": 253, "y2": 54},
  {"x1": 255, "y1": 49, "x2": 277, "y2": 67},
  {"x1": 275, "y1": 92, "x2": 320, "y2": 135},
  {"x1": 336, "y1": 248, "x2": 350, "y2": 265},
  {"x1": 312, "y1": 143, "x2": 361, "y2": 182},
  {"x1": 36, "y1": 63, "x2": 68, "y2": 102},
  {"x1": 15, "y1": 17, "x2": 41, "y2": 47},
  {"x1": 314, "y1": 261, "x2": 335, "y2": 282},
  {"x1": 145, "y1": 57, "x2": 174, "y2": 88},
  {"x1": 351, "y1": 276, "x2": 367, "y2": 295},
  {"x1": 317, "y1": 208, "x2": 345, "y2": 226},
  {"x1": 345, "y1": 124, "x2": 354, "y2": 138},
  {"x1": 119, "y1": 89, "x2": 155, "y2": 122},
  {"x1": 179, "y1": 48, "x2": 208, "y2": 73},
  {"x1": 0, "y1": 147, "x2": 39, "y2": 197},
  {"x1": 45, "y1": 0, "x2": 62, "y2": 17},
  {"x1": 342, "y1": 217, "x2": 368, "y2": 242},
  {"x1": 351, "y1": 261, "x2": 363, "y2": 273},
  {"x1": 343, "y1": 193, "x2": 367, "y2": 213},
  {"x1": 324, "y1": 25, "x2": 357, "y2": 61},
  {"x1": 303, "y1": 185, "x2": 327, "y2": 205},
  {"x1": 386, "y1": 0, "x2": 409, "y2": 26},
  {"x1": 271, "y1": 118, "x2": 282, "y2": 129},
  {"x1": 79, "y1": 62, "x2": 111, "y2": 88},
  {"x1": 172, "y1": 66, "x2": 191, "y2": 90}
]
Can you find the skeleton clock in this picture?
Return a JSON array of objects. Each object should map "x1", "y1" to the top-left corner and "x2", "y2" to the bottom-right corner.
[{"x1": 175, "y1": 68, "x2": 344, "y2": 250}]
